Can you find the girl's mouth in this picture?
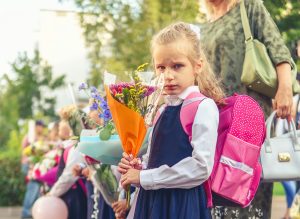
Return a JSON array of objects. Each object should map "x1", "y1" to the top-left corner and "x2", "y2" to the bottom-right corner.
[{"x1": 164, "y1": 85, "x2": 177, "y2": 90}]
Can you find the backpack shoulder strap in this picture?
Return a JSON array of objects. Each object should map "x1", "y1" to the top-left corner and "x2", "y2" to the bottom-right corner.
[
  {"x1": 152, "y1": 92, "x2": 207, "y2": 137},
  {"x1": 63, "y1": 146, "x2": 72, "y2": 163},
  {"x1": 181, "y1": 92, "x2": 212, "y2": 207},
  {"x1": 180, "y1": 92, "x2": 206, "y2": 141}
]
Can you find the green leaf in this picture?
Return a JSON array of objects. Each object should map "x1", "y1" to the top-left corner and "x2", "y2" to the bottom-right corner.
[{"x1": 99, "y1": 128, "x2": 112, "y2": 140}]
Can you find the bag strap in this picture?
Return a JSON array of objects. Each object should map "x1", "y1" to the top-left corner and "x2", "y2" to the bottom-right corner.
[
  {"x1": 240, "y1": 0, "x2": 253, "y2": 42},
  {"x1": 296, "y1": 94, "x2": 300, "y2": 127},
  {"x1": 180, "y1": 92, "x2": 206, "y2": 141},
  {"x1": 152, "y1": 92, "x2": 206, "y2": 134},
  {"x1": 265, "y1": 111, "x2": 300, "y2": 152}
]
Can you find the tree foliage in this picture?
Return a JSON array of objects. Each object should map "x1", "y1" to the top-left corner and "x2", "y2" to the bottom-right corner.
[
  {"x1": 0, "y1": 50, "x2": 65, "y2": 148},
  {"x1": 264, "y1": 0, "x2": 300, "y2": 43},
  {"x1": 72, "y1": 0, "x2": 200, "y2": 85},
  {"x1": 4, "y1": 50, "x2": 66, "y2": 119},
  {"x1": 69, "y1": 0, "x2": 299, "y2": 85}
]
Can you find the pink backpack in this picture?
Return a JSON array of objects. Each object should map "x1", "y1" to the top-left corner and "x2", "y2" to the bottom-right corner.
[{"x1": 154, "y1": 92, "x2": 265, "y2": 208}]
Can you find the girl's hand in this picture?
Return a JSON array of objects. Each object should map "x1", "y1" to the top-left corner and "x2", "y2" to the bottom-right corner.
[
  {"x1": 273, "y1": 84, "x2": 292, "y2": 120},
  {"x1": 130, "y1": 157, "x2": 142, "y2": 170},
  {"x1": 120, "y1": 169, "x2": 141, "y2": 188},
  {"x1": 118, "y1": 152, "x2": 142, "y2": 174},
  {"x1": 118, "y1": 152, "x2": 133, "y2": 174},
  {"x1": 112, "y1": 200, "x2": 127, "y2": 219},
  {"x1": 81, "y1": 167, "x2": 90, "y2": 179},
  {"x1": 72, "y1": 164, "x2": 82, "y2": 177}
]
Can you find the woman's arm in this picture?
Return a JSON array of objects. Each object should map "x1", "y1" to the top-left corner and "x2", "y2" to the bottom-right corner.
[{"x1": 248, "y1": 0, "x2": 293, "y2": 118}]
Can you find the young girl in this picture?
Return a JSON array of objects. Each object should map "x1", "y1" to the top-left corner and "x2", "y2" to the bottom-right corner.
[
  {"x1": 49, "y1": 106, "x2": 87, "y2": 219},
  {"x1": 118, "y1": 22, "x2": 224, "y2": 219}
]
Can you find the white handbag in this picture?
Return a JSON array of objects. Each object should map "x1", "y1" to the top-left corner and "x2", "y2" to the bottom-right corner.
[{"x1": 260, "y1": 111, "x2": 300, "y2": 182}]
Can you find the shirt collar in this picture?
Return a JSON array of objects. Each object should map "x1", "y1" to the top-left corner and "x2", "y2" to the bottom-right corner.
[{"x1": 164, "y1": 86, "x2": 200, "y2": 106}]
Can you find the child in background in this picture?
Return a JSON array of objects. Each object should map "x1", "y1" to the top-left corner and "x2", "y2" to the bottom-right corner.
[
  {"x1": 21, "y1": 120, "x2": 46, "y2": 219},
  {"x1": 49, "y1": 106, "x2": 87, "y2": 219},
  {"x1": 118, "y1": 22, "x2": 223, "y2": 219}
]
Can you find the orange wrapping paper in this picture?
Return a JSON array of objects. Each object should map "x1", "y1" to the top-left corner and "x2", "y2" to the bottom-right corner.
[{"x1": 105, "y1": 86, "x2": 147, "y2": 157}]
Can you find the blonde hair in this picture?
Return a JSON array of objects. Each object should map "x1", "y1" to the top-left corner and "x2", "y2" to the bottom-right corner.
[
  {"x1": 201, "y1": 0, "x2": 240, "y2": 21},
  {"x1": 151, "y1": 22, "x2": 225, "y2": 104}
]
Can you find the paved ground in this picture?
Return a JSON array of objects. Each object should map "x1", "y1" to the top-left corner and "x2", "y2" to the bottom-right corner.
[
  {"x1": 271, "y1": 196, "x2": 286, "y2": 219},
  {"x1": 0, "y1": 196, "x2": 286, "y2": 219}
]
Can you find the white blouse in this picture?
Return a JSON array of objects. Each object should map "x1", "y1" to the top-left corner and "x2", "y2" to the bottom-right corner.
[{"x1": 140, "y1": 86, "x2": 219, "y2": 190}]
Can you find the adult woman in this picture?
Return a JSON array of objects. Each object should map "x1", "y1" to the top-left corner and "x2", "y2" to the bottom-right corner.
[{"x1": 200, "y1": 0, "x2": 294, "y2": 218}]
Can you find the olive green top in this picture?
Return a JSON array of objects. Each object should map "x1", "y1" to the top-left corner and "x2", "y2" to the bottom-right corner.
[
  {"x1": 200, "y1": 1, "x2": 290, "y2": 218},
  {"x1": 200, "y1": 0, "x2": 291, "y2": 99}
]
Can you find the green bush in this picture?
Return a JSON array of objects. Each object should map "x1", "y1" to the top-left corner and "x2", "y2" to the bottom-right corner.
[
  {"x1": 0, "y1": 152, "x2": 26, "y2": 206},
  {"x1": 273, "y1": 182, "x2": 285, "y2": 196}
]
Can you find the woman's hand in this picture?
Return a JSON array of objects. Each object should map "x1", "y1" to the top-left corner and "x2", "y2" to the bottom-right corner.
[
  {"x1": 273, "y1": 85, "x2": 293, "y2": 120},
  {"x1": 120, "y1": 169, "x2": 141, "y2": 188},
  {"x1": 274, "y1": 63, "x2": 293, "y2": 120}
]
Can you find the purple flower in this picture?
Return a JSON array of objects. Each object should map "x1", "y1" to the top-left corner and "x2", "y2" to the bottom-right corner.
[
  {"x1": 90, "y1": 102, "x2": 98, "y2": 111},
  {"x1": 100, "y1": 101, "x2": 108, "y2": 109},
  {"x1": 92, "y1": 93, "x2": 104, "y2": 102},
  {"x1": 78, "y1": 82, "x2": 88, "y2": 90},
  {"x1": 90, "y1": 86, "x2": 99, "y2": 94},
  {"x1": 103, "y1": 109, "x2": 112, "y2": 121},
  {"x1": 109, "y1": 82, "x2": 134, "y2": 91},
  {"x1": 144, "y1": 86, "x2": 156, "y2": 97}
]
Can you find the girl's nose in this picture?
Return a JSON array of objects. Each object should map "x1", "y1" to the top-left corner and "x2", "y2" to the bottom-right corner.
[{"x1": 164, "y1": 69, "x2": 174, "y2": 81}]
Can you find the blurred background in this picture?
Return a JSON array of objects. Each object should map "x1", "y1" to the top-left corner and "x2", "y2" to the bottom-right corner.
[{"x1": 0, "y1": 0, "x2": 299, "y2": 216}]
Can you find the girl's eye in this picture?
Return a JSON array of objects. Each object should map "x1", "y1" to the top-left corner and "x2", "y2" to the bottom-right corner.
[
  {"x1": 156, "y1": 66, "x2": 165, "y2": 71},
  {"x1": 173, "y1": 64, "x2": 183, "y2": 69}
]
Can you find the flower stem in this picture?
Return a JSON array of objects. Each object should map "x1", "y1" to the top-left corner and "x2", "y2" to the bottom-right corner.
[{"x1": 126, "y1": 184, "x2": 131, "y2": 209}]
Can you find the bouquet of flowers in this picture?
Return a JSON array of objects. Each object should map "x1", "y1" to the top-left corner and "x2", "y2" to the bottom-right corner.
[
  {"x1": 78, "y1": 83, "x2": 115, "y2": 140},
  {"x1": 77, "y1": 84, "x2": 120, "y2": 208},
  {"x1": 29, "y1": 147, "x2": 62, "y2": 188},
  {"x1": 106, "y1": 63, "x2": 164, "y2": 205},
  {"x1": 83, "y1": 156, "x2": 119, "y2": 210},
  {"x1": 23, "y1": 140, "x2": 52, "y2": 164},
  {"x1": 77, "y1": 83, "x2": 124, "y2": 164}
]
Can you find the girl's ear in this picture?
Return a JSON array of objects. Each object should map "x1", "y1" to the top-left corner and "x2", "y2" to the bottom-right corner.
[{"x1": 194, "y1": 58, "x2": 203, "y2": 76}]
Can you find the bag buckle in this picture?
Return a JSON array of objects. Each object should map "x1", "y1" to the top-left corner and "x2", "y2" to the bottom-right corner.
[
  {"x1": 245, "y1": 36, "x2": 253, "y2": 42},
  {"x1": 278, "y1": 152, "x2": 291, "y2": 162}
]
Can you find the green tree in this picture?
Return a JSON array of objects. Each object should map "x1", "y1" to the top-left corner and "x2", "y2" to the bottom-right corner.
[
  {"x1": 0, "y1": 87, "x2": 19, "y2": 148},
  {"x1": 0, "y1": 49, "x2": 66, "y2": 148},
  {"x1": 6, "y1": 49, "x2": 66, "y2": 119},
  {"x1": 264, "y1": 0, "x2": 300, "y2": 43},
  {"x1": 70, "y1": 0, "x2": 200, "y2": 85},
  {"x1": 69, "y1": 0, "x2": 299, "y2": 85}
]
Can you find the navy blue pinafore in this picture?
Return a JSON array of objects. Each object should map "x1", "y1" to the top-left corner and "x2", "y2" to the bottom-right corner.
[
  {"x1": 86, "y1": 181, "x2": 115, "y2": 219},
  {"x1": 56, "y1": 148, "x2": 87, "y2": 219},
  {"x1": 134, "y1": 104, "x2": 211, "y2": 219}
]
